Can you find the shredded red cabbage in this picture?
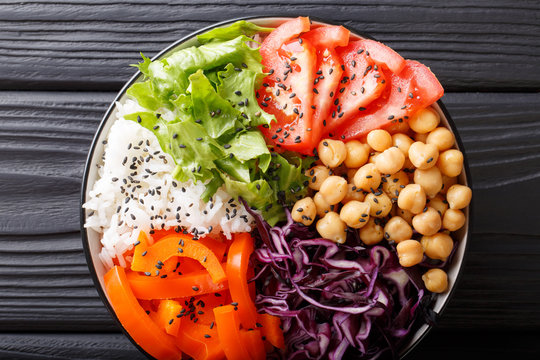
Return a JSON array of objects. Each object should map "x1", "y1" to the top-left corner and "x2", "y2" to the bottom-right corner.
[{"x1": 243, "y1": 200, "x2": 436, "y2": 360}]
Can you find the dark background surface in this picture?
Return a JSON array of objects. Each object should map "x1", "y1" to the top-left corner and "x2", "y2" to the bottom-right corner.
[{"x1": 0, "y1": 1, "x2": 539, "y2": 359}]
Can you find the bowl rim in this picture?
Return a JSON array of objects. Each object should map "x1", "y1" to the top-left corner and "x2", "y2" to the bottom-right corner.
[{"x1": 80, "y1": 14, "x2": 472, "y2": 360}]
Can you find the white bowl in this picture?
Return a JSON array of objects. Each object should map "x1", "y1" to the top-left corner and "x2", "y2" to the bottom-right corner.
[{"x1": 81, "y1": 16, "x2": 471, "y2": 359}]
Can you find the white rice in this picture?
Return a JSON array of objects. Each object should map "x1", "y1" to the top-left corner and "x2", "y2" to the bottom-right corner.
[{"x1": 83, "y1": 99, "x2": 256, "y2": 268}]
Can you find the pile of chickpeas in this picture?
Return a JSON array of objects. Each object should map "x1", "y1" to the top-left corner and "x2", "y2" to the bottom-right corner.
[{"x1": 291, "y1": 107, "x2": 471, "y2": 294}]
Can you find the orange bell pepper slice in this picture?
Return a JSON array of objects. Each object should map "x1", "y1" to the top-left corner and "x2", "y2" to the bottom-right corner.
[
  {"x1": 127, "y1": 265, "x2": 229, "y2": 300},
  {"x1": 149, "y1": 300, "x2": 182, "y2": 337},
  {"x1": 240, "y1": 329, "x2": 266, "y2": 360},
  {"x1": 104, "y1": 266, "x2": 182, "y2": 360},
  {"x1": 177, "y1": 319, "x2": 224, "y2": 360},
  {"x1": 176, "y1": 236, "x2": 228, "y2": 274},
  {"x1": 257, "y1": 313, "x2": 285, "y2": 350},
  {"x1": 131, "y1": 232, "x2": 226, "y2": 284},
  {"x1": 214, "y1": 305, "x2": 252, "y2": 360},
  {"x1": 175, "y1": 292, "x2": 228, "y2": 360},
  {"x1": 226, "y1": 232, "x2": 258, "y2": 329}
]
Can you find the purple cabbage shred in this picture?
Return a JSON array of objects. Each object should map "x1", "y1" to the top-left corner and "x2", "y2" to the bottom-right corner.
[{"x1": 242, "y1": 200, "x2": 435, "y2": 360}]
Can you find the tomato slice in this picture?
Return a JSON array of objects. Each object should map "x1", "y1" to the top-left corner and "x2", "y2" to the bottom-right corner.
[
  {"x1": 257, "y1": 17, "x2": 316, "y2": 154},
  {"x1": 359, "y1": 39, "x2": 406, "y2": 74},
  {"x1": 333, "y1": 59, "x2": 444, "y2": 140},
  {"x1": 324, "y1": 41, "x2": 387, "y2": 134},
  {"x1": 300, "y1": 26, "x2": 349, "y2": 152}
]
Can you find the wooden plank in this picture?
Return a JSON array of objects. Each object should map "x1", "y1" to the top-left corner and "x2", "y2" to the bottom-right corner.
[
  {"x1": 0, "y1": 333, "x2": 146, "y2": 360},
  {"x1": 0, "y1": 0, "x2": 538, "y2": 91},
  {"x1": 0, "y1": 330, "x2": 537, "y2": 359},
  {"x1": 0, "y1": 90, "x2": 539, "y2": 332}
]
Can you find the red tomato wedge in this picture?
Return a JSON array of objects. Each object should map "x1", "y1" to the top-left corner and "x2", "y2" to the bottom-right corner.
[
  {"x1": 300, "y1": 26, "x2": 349, "y2": 152},
  {"x1": 360, "y1": 39, "x2": 406, "y2": 74},
  {"x1": 333, "y1": 60, "x2": 444, "y2": 140},
  {"x1": 324, "y1": 41, "x2": 388, "y2": 134},
  {"x1": 258, "y1": 17, "x2": 316, "y2": 154}
]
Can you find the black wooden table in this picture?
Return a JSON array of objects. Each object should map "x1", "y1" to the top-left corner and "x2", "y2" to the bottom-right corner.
[{"x1": 1, "y1": 1, "x2": 539, "y2": 359}]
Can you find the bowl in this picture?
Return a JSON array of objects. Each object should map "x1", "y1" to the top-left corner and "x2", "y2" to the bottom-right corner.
[{"x1": 81, "y1": 15, "x2": 471, "y2": 359}]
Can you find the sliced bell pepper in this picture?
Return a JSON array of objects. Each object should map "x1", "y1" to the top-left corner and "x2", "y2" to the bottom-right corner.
[
  {"x1": 149, "y1": 300, "x2": 182, "y2": 337},
  {"x1": 175, "y1": 292, "x2": 228, "y2": 360},
  {"x1": 226, "y1": 232, "x2": 258, "y2": 329},
  {"x1": 214, "y1": 305, "x2": 252, "y2": 360},
  {"x1": 240, "y1": 329, "x2": 266, "y2": 360},
  {"x1": 104, "y1": 266, "x2": 182, "y2": 360},
  {"x1": 257, "y1": 313, "x2": 285, "y2": 350},
  {"x1": 127, "y1": 264, "x2": 229, "y2": 300},
  {"x1": 131, "y1": 233, "x2": 226, "y2": 284},
  {"x1": 176, "y1": 319, "x2": 224, "y2": 360}
]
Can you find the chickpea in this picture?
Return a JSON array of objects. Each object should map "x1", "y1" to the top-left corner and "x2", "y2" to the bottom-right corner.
[
  {"x1": 396, "y1": 240, "x2": 424, "y2": 267},
  {"x1": 306, "y1": 165, "x2": 331, "y2": 191},
  {"x1": 384, "y1": 216, "x2": 413, "y2": 243},
  {"x1": 383, "y1": 170, "x2": 409, "y2": 201},
  {"x1": 446, "y1": 184, "x2": 472, "y2": 210},
  {"x1": 409, "y1": 107, "x2": 440, "y2": 134},
  {"x1": 414, "y1": 166, "x2": 443, "y2": 198},
  {"x1": 398, "y1": 184, "x2": 426, "y2": 214},
  {"x1": 443, "y1": 209, "x2": 466, "y2": 231},
  {"x1": 319, "y1": 176, "x2": 348, "y2": 205},
  {"x1": 393, "y1": 207, "x2": 414, "y2": 225},
  {"x1": 428, "y1": 194, "x2": 449, "y2": 217},
  {"x1": 412, "y1": 207, "x2": 441, "y2": 236},
  {"x1": 340, "y1": 200, "x2": 370, "y2": 229},
  {"x1": 414, "y1": 132, "x2": 428, "y2": 143},
  {"x1": 342, "y1": 183, "x2": 366, "y2": 204},
  {"x1": 408, "y1": 142, "x2": 439, "y2": 170},
  {"x1": 344, "y1": 140, "x2": 370, "y2": 168},
  {"x1": 316, "y1": 212, "x2": 347, "y2": 244},
  {"x1": 318, "y1": 139, "x2": 347, "y2": 168},
  {"x1": 422, "y1": 268, "x2": 448, "y2": 293},
  {"x1": 437, "y1": 149, "x2": 463, "y2": 177},
  {"x1": 426, "y1": 127, "x2": 454, "y2": 151},
  {"x1": 367, "y1": 129, "x2": 392, "y2": 152},
  {"x1": 314, "y1": 192, "x2": 336, "y2": 217},
  {"x1": 353, "y1": 163, "x2": 381, "y2": 192},
  {"x1": 440, "y1": 175, "x2": 458, "y2": 194},
  {"x1": 359, "y1": 218, "x2": 384, "y2": 245},
  {"x1": 386, "y1": 119, "x2": 410, "y2": 134},
  {"x1": 365, "y1": 192, "x2": 392, "y2": 218},
  {"x1": 375, "y1": 147, "x2": 405, "y2": 175},
  {"x1": 392, "y1": 133, "x2": 414, "y2": 156},
  {"x1": 291, "y1": 197, "x2": 317, "y2": 226},
  {"x1": 421, "y1": 233, "x2": 453, "y2": 260}
]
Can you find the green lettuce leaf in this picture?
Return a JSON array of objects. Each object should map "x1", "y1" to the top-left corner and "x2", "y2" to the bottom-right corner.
[
  {"x1": 197, "y1": 20, "x2": 273, "y2": 44},
  {"x1": 226, "y1": 130, "x2": 271, "y2": 172},
  {"x1": 217, "y1": 63, "x2": 275, "y2": 126},
  {"x1": 189, "y1": 70, "x2": 243, "y2": 139}
]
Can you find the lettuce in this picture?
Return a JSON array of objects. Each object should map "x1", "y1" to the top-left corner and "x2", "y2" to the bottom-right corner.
[
  {"x1": 124, "y1": 21, "x2": 310, "y2": 225},
  {"x1": 217, "y1": 63, "x2": 275, "y2": 126},
  {"x1": 197, "y1": 20, "x2": 273, "y2": 44}
]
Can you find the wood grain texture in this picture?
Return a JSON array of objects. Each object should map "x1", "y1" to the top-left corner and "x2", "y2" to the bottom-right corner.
[
  {"x1": 0, "y1": 330, "x2": 538, "y2": 360},
  {"x1": 0, "y1": 91, "x2": 540, "y2": 334},
  {"x1": 1, "y1": 0, "x2": 539, "y2": 91}
]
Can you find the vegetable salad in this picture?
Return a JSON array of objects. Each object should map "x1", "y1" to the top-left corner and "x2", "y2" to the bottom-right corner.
[{"x1": 87, "y1": 16, "x2": 471, "y2": 360}]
